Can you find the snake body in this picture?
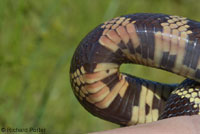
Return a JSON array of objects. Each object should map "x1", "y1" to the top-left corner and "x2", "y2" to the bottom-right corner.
[{"x1": 70, "y1": 13, "x2": 200, "y2": 126}]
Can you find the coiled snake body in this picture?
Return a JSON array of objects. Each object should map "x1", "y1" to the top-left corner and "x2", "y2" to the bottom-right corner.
[{"x1": 70, "y1": 13, "x2": 200, "y2": 126}]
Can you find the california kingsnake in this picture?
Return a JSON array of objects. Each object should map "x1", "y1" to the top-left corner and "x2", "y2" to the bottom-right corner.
[{"x1": 70, "y1": 13, "x2": 200, "y2": 126}]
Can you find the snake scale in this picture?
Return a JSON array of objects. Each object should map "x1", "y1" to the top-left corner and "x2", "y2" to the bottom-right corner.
[{"x1": 70, "y1": 13, "x2": 200, "y2": 126}]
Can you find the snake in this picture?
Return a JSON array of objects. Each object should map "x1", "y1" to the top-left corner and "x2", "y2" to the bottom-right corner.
[{"x1": 70, "y1": 13, "x2": 200, "y2": 126}]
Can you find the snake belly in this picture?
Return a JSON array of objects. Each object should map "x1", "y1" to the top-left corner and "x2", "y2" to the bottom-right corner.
[{"x1": 70, "y1": 13, "x2": 200, "y2": 126}]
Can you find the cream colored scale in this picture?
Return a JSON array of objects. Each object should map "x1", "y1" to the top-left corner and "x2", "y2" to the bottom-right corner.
[
  {"x1": 173, "y1": 87, "x2": 200, "y2": 114},
  {"x1": 100, "y1": 17, "x2": 141, "y2": 64},
  {"x1": 158, "y1": 16, "x2": 193, "y2": 78},
  {"x1": 71, "y1": 61, "x2": 132, "y2": 109}
]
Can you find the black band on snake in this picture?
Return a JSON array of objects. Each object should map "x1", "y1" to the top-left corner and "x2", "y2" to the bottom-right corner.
[{"x1": 70, "y1": 13, "x2": 200, "y2": 126}]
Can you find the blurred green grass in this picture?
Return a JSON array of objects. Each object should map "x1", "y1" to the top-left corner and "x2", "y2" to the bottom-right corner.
[{"x1": 0, "y1": 0, "x2": 200, "y2": 133}]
